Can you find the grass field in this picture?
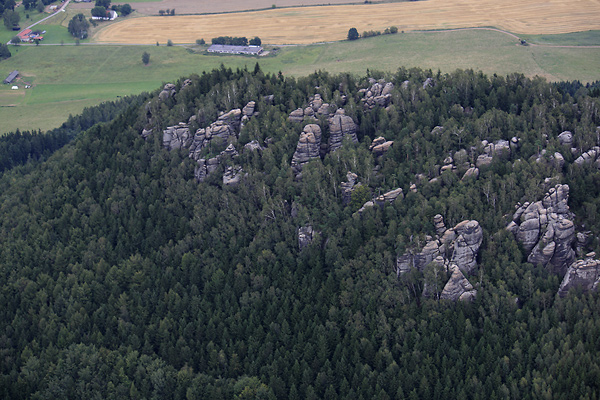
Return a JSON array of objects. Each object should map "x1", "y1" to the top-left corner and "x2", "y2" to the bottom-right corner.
[
  {"x1": 95, "y1": 0, "x2": 600, "y2": 45},
  {"x1": 1, "y1": 29, "x2": 599, "y2": 134}
]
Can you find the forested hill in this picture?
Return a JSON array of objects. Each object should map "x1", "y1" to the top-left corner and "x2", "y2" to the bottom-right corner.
[{"x1": 1, "y1": 66, "x2": 600, "y2": 399}]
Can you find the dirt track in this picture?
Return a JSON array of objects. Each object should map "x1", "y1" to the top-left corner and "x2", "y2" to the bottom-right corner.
[{"x1": 94, "y1": 0, "x2": 600, "y2": 45}]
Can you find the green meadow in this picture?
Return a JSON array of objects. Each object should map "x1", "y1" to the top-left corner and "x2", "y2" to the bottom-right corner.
[{"x1": 1, "y1": 28, "x2": 599, "y2": 134}]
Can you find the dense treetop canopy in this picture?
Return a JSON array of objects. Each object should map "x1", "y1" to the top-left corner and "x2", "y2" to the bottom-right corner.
[{"x1": 1, "y1": 66, "x2": 600, "y2": 399}]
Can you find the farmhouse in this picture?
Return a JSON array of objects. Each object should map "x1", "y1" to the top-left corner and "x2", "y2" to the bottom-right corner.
[
  {"x1": 16, "y1": 29, "x2": 44, "y2": 43},
  {"x1": 207, "y1": 45, "x2": 263, "y2": 55},
  {"x1": 3, "y1": 70, "x2": 19, "y2": 84},
  {"x1": 92, "y1": 10, "x2": 118, "y2": 21}
]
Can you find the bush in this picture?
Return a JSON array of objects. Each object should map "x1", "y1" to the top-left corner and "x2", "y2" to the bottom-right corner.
[
  {"x1": 390, "y1": 26, "x2": 398, "y2": 34},
  {"x1": 196, "y1": 38, "x2": 205, "y2": 45},
  {"x1": 142, "y1": 51, "x2": 150, "y2": 65},
  {"x1": 167, "y1": 39, "x2": 173, "y2": 46}
]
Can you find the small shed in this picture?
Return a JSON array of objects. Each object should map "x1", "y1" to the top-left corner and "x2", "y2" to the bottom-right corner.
[{"x1": 3, "y1": 70, "x2": 19, "y2": 84}]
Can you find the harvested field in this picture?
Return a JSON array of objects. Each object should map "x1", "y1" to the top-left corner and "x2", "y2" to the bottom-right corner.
[
  {"x1": 123, "y1": 0, "x2": 370, "y2": 15},
  {"x1": 95, "y1": 0, "x2": 600, "y2": 45}
]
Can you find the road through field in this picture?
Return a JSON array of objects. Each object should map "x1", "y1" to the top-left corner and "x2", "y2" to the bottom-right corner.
[{"x1": 95, "y1": 0, "x2": 600, "y2": 45}]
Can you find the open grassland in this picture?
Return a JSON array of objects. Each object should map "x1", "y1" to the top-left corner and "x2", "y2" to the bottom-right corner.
[
  {"x1": 95, "y1": 0, "x2": 600, "y2": 45},
  {"x1": 1, "y1": 29, "x2": 599, "y2": 134}
]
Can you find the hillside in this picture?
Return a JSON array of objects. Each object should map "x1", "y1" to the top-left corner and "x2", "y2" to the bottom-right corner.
[{"x1": 1, "y1": 67, "x2": 600, "y2": 398}]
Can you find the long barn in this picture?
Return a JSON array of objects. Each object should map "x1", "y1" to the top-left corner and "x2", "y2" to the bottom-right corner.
[
  {"x1": 207, "y1": 45, "x2": 263, "y2": 55},
  {"x1": 3, "y1": 70, "x2": 19, "y2": 84}
]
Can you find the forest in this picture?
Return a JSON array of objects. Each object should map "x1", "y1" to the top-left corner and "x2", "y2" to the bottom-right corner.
[{"x1": 1, "y1": 65, "x2": 600, "y2": 399}]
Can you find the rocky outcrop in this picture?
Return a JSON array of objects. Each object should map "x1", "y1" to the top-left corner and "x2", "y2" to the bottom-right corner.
[
  {"x1": 341, "y1": 172, "x2": 358, "y2": 205},
  {"x1": 506, "y1": 184, "x2": 575, "y2": 275},
  {"x1": 359, "y1": 78, "x2": 394, "y2": 110},
  {"x1": 574, "y1": 147, "x2": 600, "y2": 167},
  {"x1": 291, "y1": 124, "x2": 322, "y2": 176},
  {"x1": 535, "y1": 150, "x2": 565, "y2": 169},
  {"x1": 558, "y1": 131, "x2": 573, "y2": 146},
  {"x1": 194, "y1": 157, "x2": 220, "y2": 182},
  {"x1": 223, "y1": 165, "x2": 244, "y2": 187},
  {"x1": 370, "y1": 136, "x2": 394, "y2": 156},
  {"x1": 396, "y1": 215, "x2": 483, "y2": 276},
  {"x1": 462, "y1": 165, "x2": 479, "y2": 181},
  {"x1": 163, "y1": 123, "x2": 192, "y2": 150},
  {"x1": 357, "y1": 187, "x2": 403, "y2": 214},
  {"x1": 244, "y1": 140, "x2": 263, "y2": 152},
  {"x1": 288, "y1": 94, "x2": 331, "y2": 122},
  {"x1": 440, "y1": 264, "x2": 477, "y2": 301},
  {"x1": 558, "y1": 254, "x2": 600, "y2": 297},
  {"x1": 298, "y1": 225, "x2": 315, "y2": 250},
  {"x1": 476, "y1": 139, "x2": 512, "y2": 167},
  {"x1": 328, "y1": 109, "x2": 358, "y2": 152},
  {"x1": 159, "y1": 83, "x2": 177, "y2": 101}
]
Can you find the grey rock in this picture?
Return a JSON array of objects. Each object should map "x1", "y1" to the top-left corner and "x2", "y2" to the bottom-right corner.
[
  {"x1": 289, "y1": 108, "x2": 305, "y2": 123},
  {"x1": 291, "y1": 124, "x2": 322, "y2": 175},
  {"x1": 244, "y1": 140, "x2": 263, "y2": 152},
  {"x1": 462, "y1": 165, "x2": 479, "y2": 180},
  {"x1": 440, "y1": 264, "x2": 477, "y2": 301},
  {"x1": 450, "y1": 220, "x2": 484, "y2": 274},
  {"x1": 370, "y1": 136, "x2": 394, "y2": 156},
  {"x1": 220, "y1": 143, "x2": 239, "y2": 158},
  {"x1": 558, "y1": 131, "x2": 573, "y2": 146},
  {"x1": 476, "y1": 154, "x2": 493, "y2": 167},
  {"x1": 574, "y1": 147, "x2": 600, "y2": 166},
  {"x1": 223, "y1": 165, "x2": 244, "y2": 186},
  {"x1": 163, "y1": 123, "x2": 192, "y2": 150},
  {"x1": 558, "y1": 257, "x2": 600, "y2": 297},
  {"x1": 298, "y1": 225, "x2": 315, "y2": 250},
  {"x1": 328, "y1": 109, "x2": 358, "y2": 152},
  {"x1": 242, "y1": 101, "x2": 256, "y2": 117},
  {"x1": 358, "y1": 187, "x2": 403, "y2": 213},
  {"x1": 158, "y1": 83, "x2": 176, "y2": 101},
  {"x1": 341, "y1": 172, "x2": 358, "y2": 205},
  {"x1": 433, "y1": 214, "x2": 446, "y2": 236},
  {"x1": 508, "y1": 184, "x2": 576, "y2": 275}
]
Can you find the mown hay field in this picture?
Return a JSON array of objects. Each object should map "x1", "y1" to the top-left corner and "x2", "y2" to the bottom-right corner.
[{"x1": 95, "y1": 0, "x2": 600, "y2": 45}]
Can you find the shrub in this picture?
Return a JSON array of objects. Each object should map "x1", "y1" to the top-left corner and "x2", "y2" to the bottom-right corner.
[
  {"x1": 167, "y1": 39, "x2": 173, "y2": 46},
  {"x1": 347, "y1": 27, "x2": 359, "y2": 41}
]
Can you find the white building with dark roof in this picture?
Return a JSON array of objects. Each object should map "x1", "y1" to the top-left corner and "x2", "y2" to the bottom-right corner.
[{"x1": 207, "y1": 45, "x2": 263, "y2": 55}]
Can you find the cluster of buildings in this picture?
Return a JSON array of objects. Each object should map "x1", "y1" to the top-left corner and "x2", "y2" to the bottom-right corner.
[
  {"x1": 207, "y1": 44, "x2": 263, "y2": 55},
  {"x1": 15, "y1": 29, "x2": 44, "y2": 43}
]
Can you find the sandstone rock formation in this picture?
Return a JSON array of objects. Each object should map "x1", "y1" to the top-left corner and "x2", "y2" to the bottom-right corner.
[
  {"x1": 298, "y1": 225, "x2": 315, "y2": 250},
  {"x1": 328, "y1": 109, "x2": 358, "y2": 152},
  {"x1": 223, "y1": 165, "x2": 244, "y2": 187},
  {"x1": 369, "y1": 136, "x2": 394, "y2": 156},
  {"x1": 159, "y1": 83, "x2": 177, "y2": 101},
  {"x1": 244, "y1": 140, "x2": 264, "y2": 152},
  {"x1": 440, "y1": 264, "x2": 477, "y2": 301},
  {"x1": 291, "y1": 124, "x2": 322, "y2": 176},
  {"x1": 357, "y1": 187, "x2": 403, "y2": 214},
  {"x1": 462, "y1": 165, "x2": 479, "y2": 181},
  {"x1": 163, "y1": 123, "x2": 192, "y2": 150},
  {"x1": 574, "y1": 147, "x2": 600, "y2": 167},
  {"x1": 396, "y1": 215, "x2": 483, "y2": 276},
  {"x1": 506, "y1": 184, "x2": 575, "y2": 275},
  {"x1": 341, "y1": 172, "x2": 358, "y2": 205},
  {"x1": 396, "y1": 215, "x2": 482, "y2": 301},
  {"x1": 558, "y1": 131, "x2": 573, "y2": 146},
  {"x1": 359, "y1": 78, "x2": 394, "y2": 110},
  {"x1": 194, "y1": 157, "x2": 220, "y2": 182},
  {"x1": 288, "y1": 94, "x2": 331, "y2": 122},
  {"x1": 558, "y1": 255, "x2": 600, "y2": 297}
]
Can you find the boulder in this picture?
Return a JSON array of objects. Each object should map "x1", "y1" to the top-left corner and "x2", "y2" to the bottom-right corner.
[
  {"x1": 242, "y1": 101, "x2": 256, "y2": 117},
  {"x1": 328, "y1": 109, "x2": 358, "y2": 152},
  {"x1": 158, "y1": 83, "x2": 176, "y2": 101},
  {"x1": 558, "y1": 257, "x2": 600, "y2": 297},
  {"x1": 574, "y1": 147, "x2": 600, "y2": 166},
  {"x1": 462, "y1": 165, "x2": 479, "y2": 181},
  {"x1": 361, "y1": 79, "x2": 393, "y2": 110},
  {"x1": 289, "y1": 108, "x2": 305, "y2": 123},
  {"x1": 558, "y1": 131, "x2": 573, "y2": 146},
  {"x1": 370, "y1": 136, "x2": 394, "y2": 156}
]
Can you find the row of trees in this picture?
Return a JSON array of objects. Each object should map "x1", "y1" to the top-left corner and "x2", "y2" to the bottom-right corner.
[
  {"x1": 347, "y1": 25, "x2": 398, "y2": 40},
  {"x1": 0, "y1": 66, "x2": 599, "y2": 398},
  {"x1": 211, "y1": 36, "x2": 262, "y2": 46}
]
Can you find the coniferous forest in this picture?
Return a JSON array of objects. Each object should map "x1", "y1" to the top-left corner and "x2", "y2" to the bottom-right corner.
[{"x1": 1, "y1": 65, "x2": 600, "y2": 399}]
